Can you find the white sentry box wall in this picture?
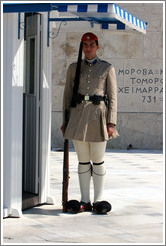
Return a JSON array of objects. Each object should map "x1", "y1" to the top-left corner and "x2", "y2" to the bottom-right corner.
[{"x1": 3, "y1": 12, "x2": 54, "y2": 218}]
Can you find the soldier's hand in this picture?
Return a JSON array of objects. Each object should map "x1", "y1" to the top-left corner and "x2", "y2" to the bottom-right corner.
[
  {"x1": 60, "y1": 123, "x2": 66, "y2": 136},
  {"x1": 107, "y1": 123, "x2": 115, "y2": 137}
]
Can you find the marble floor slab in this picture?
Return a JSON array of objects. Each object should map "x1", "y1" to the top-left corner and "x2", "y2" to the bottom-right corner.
[{"x1": 2, "y1": 149, "x2": 164, "y2": 245}]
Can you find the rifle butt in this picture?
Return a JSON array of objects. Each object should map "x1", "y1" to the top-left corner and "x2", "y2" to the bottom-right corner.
[{"x1": 62, "y1": 139, "x2": 69, "y2": 212}]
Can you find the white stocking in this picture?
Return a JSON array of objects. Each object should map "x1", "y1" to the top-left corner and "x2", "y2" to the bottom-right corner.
[
  {"x1": 92, "y1": 162, "x2": 106, "y2": 203},
  {"x1": 78, "y1": 162, "x2": 91, "y2": 203}
]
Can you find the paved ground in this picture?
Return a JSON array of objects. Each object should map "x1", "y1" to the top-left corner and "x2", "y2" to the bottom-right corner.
[{"x1": 2, "y1": 149, "x2": 164, "y2": 245}]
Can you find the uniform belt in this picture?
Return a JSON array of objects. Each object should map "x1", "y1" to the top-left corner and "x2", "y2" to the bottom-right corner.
[{"x1": 76, "y1": 93, "x2": 105, "y2": 105}]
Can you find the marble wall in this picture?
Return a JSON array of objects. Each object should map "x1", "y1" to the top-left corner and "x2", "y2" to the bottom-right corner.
[{"x1": 51, "y1": 3, "x2": 163, "y2": 150}]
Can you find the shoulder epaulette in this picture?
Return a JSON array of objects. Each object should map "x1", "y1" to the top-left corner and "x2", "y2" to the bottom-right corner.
[{"x1": 101, "y1": 60, "x2": 111, "y2": 66}]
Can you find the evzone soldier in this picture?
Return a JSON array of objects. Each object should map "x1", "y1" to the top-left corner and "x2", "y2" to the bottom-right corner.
[{"x1": 61, "y1": 32, "x2": 119, "y2": 214}]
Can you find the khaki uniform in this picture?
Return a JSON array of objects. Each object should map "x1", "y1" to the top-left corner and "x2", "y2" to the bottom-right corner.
[{"x1": 63, "y1": 57, "x2": 119, "y2": 142}]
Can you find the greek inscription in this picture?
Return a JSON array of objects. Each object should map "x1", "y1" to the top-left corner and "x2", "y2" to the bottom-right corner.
[
  {"x1": 118, "y1": 68, "x2": 163, "y2": 105},
  {"x1": 132, "y1": 87, "x2": 163, "y2": 94},
  {"x1": 118, "y1": 87, "x2": 130, "y2": 93},
  {"x1": 118, "y1": 68, "x2": 163, "y2": 77},
  {"x1": 130, "y1": 78, "x2": 163, "y2": 84},
  {"x1": 142, "y1": 96, "x2": 157, "y2": 103}
]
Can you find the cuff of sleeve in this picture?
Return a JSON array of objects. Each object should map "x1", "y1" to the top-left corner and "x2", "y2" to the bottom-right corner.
[
  {"x1": 107, "y1": 123, "x2": 116, "y2": 127},
  {"x1": 107, "y1": 110, "x2": 117, "y2": 125}
]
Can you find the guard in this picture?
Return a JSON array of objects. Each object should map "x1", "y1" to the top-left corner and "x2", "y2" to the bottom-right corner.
[{"x1": 61, "y1": 32, "x2": 119, "y2": 214}]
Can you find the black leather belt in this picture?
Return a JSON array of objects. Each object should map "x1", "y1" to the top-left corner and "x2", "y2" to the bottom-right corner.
[{"x1": 72, "y1": 93, "x2": 106, "y2": 105}]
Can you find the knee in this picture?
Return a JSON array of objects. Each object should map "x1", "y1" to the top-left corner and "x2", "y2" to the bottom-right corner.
[
  {"x1": 78, "y1": 162, "x2": 92, "y2": 175},
  {"x1": 92, "y1": 162, "x2": 106, "y2": 176}
]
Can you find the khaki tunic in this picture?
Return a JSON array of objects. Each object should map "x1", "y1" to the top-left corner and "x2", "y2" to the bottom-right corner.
[{"x1": 63, "y1": 57, "x2": 119, "y2": 142}]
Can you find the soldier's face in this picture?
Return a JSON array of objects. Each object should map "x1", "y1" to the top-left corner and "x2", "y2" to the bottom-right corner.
[{"x1": 82, "y1": 40, "x2": 99, "y2": 60}]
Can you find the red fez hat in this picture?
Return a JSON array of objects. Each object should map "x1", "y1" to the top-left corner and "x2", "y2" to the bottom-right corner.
[{"x1": 81, "y1": 32, "x2": 98, "y2": 42}]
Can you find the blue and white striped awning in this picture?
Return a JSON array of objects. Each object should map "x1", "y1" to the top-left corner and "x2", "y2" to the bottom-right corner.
[
  {"x1": 3, "y1": 3, "x2": 147, "y2": 34},
  {"x1": 56, "y1": 3, "x2": 146, "y2": 34}
]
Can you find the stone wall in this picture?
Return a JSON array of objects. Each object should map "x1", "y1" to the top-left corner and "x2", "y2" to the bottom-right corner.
[{"x1": 51, "y1": 3, "x2": 163, "y2": 150}]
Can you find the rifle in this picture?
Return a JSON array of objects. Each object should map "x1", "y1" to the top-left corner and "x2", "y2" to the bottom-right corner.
[
  {"x1": 62, "y1": 138, "x2": 69, "y2": 212},
  {"x1": 62, "y1": 42, "x2": 82, "y2": 212},
  {"x1": 62, "y1": 109, "x2": 69, "y2": 212}
]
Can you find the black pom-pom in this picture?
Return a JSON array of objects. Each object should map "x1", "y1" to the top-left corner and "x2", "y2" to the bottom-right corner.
[
  {"x1": 67, "y1": 200, "x2": 80, "y2": 213},
  {"x1": 93, "y1": 201, "x2": 112, "y2": 214}
]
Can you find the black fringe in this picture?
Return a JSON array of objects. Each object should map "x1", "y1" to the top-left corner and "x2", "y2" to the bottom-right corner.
[{"x1": 71, "y1": 41, "x2": 83, "y2": 107}]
